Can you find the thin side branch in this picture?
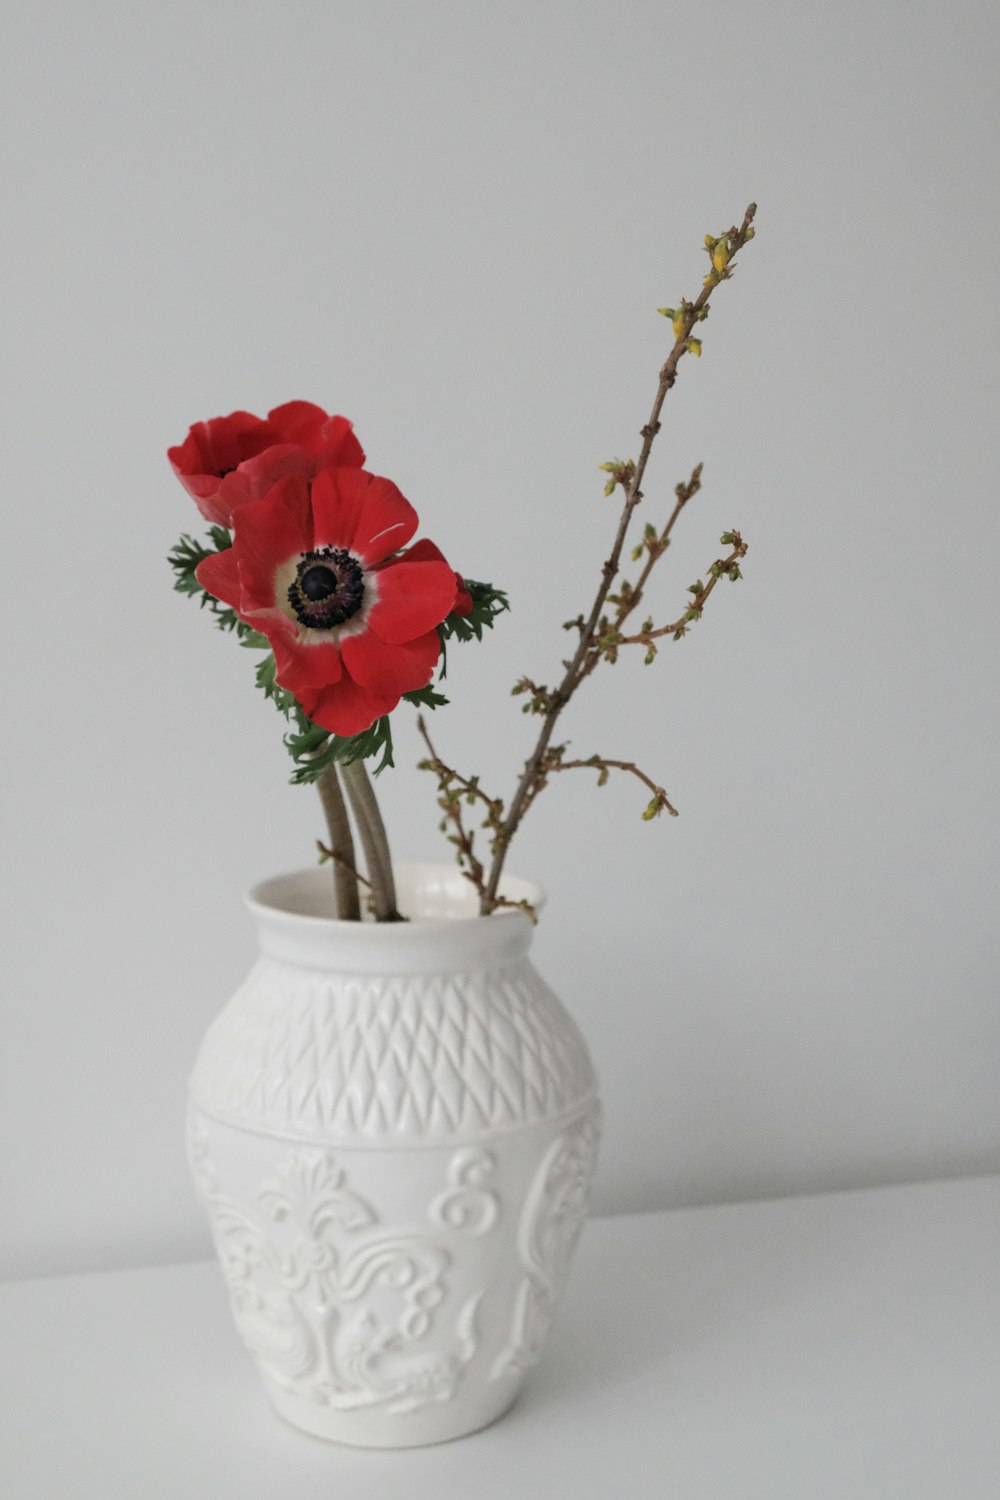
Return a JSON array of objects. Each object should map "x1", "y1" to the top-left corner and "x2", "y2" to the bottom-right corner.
[
  {"x1": 609, "y1": 464, "x2": 703, "y2": 641},
  {"x1": 316, "y1": 840, "x2": 374, "y2": 889},
  {"x1": 617, "y1": 534, "x2": 748, "y2": 647},
  {"x1": 546, "y1": 753, "x2": 679, "y2": 819},
  {"x1": 416, "y1": 716, "x2": 490, "y2": 898},
  {"x1": 416, "y1": 717, "x2": 535, "y2": 920}
]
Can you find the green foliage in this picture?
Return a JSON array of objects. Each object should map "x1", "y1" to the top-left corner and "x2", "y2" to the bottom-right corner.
[
  {"x1": 439, "y1": 579, "x2": 509, "y2": 645},
  {"x1": 285, "y1": 712, "x2": 395, "y2": 783},
  {"x1": 436, "y1": 577, "x2": 508, "y2": 678},
  {"x1": 252, "y1": 651, "x2": 298, "y2": 717},
  {"x1": 403, "y1": 684, "x2": 449, "y2": 712},
  {"x1": 167, "y1": 529, "x2": 243, "y2": 633}
]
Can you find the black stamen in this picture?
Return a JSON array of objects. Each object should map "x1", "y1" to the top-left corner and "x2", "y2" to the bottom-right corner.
[{"x1": 287, "y1": 547, "x2": 365, "y2": 630}]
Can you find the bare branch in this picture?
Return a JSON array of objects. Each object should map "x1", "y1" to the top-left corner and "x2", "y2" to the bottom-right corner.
[
  {"x1": 481, "y1": 204, "x2": 757, "y2": 909},
  {"x1": 415, "y1": 718, "x2": 536, "y2": 919}
]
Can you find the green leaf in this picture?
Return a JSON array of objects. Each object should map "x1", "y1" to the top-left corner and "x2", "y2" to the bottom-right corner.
[
  {"x1": 403, "y1": 684, "x2": 450, "y2": 711},
  {"x1": 438, "y1": 579, "x2": 510, "y2": 646},
  {"x1": 167, "y1": 529, "x2": 244, "y2": 634},
  {"x1": 253, "y1": 653, "x2": 297, "y2": 718},
  {"x1": 285, "y1": 711, "x2": 396, "y2": 783}
]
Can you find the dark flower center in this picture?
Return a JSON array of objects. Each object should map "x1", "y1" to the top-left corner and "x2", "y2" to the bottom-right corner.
[{"x1": 288, "y1": 547, "x2": 365, "y2": 630}]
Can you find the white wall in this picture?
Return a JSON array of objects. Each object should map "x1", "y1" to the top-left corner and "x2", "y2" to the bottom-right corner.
[{"x1": 2, "y1": 0, "x2": 998, "y2": 1279}]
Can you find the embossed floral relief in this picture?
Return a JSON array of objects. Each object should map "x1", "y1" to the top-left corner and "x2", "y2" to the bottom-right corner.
[
  {"x1": 188, "y1": 1119, "x2": 497, "y2": 1414},
  {"x1": 491, "y1": 1113, "x2": 602, "y2": 1379}
]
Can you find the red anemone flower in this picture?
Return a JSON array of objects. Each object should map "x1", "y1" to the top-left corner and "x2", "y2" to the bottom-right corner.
[
  {"x1": 168, "y1": 401, "x2": 365, "y2": 527},
  {"x1": 195, "y1": 469, "x2": 461, "y2": 737}
]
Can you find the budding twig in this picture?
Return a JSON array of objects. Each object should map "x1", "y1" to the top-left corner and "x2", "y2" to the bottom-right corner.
[
  {"x1": 416, "y1": 716, "x2": 535, "y2": 920},
  {"x1": 544, "y1": 752, "x2": 679, "y2": 819},
  {"x1": 477, "y1": 203, "x2": 757, "y2": 911},
  {"x1": 617, "y1": 533, "x2": 748, "y2": 647}
]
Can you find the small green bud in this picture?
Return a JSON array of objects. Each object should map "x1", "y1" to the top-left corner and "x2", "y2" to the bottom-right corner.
[
  {"x1": 644, "y1": 646, "x2": 657, "y2": 666},
  {"x1": 657, "y1": 306, "x2": 676, "y2": 319},
  {"x1": 687, "y1": 580, "x2": 704, "y2": 595},
  {"x1": 687, "y1": 337, "x2": 702, "y2": 357},
  {"x1": 641, "y1": 796, "x2": 663, "y2": 821},
  {"x1": 720, "y1": 531, "x2": 735, "y2": 545},
  {"x1": 604, "y1": 478, "x2": 616, "y2": 496},
  {"x1": 630, "y1": 544, "x2": 643, "y2": 561},
  {"x1": 709, "y1": 562, "x2": 722, "y2": 579}
]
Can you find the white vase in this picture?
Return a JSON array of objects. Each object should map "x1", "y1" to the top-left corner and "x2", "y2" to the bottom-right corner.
[{"x1": 186, "y1": 862, "x2": 601, "y2": 1448}]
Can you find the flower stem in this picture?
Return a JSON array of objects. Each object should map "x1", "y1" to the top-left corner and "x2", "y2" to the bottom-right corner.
[
  {"x1": 316, "y1": 765, "x2": 362, "y2": 920},
  {"x1": 341, "y1": 760, "x2": 401, "y2": 921}
]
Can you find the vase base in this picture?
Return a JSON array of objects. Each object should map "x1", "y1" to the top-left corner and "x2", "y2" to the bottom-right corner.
[{"x1": 265, "y1": 1379, "x2": 523, "y2": 1449}]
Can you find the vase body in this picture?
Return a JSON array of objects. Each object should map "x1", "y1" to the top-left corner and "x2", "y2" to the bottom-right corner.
[{"x1": 187, "y1": 863, "x2": 601, "y2": 1448}]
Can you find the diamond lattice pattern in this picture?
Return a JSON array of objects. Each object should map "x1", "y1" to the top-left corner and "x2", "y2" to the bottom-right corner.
[{"x1": 192, "y1": 960, "x2": 596, "y2": 1138}]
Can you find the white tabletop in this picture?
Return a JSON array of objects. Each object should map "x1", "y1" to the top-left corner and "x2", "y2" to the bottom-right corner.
[{"x1": 3, "y1": 1175, "x2": 999, "y2": 1499}]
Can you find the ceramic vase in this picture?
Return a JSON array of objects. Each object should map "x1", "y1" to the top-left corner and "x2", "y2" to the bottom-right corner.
[{"x1": 186, "y1": 863, "x2": 601, "y2": 1448}]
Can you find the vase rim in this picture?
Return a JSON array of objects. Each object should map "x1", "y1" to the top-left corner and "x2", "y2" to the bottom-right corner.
[{"x1": 247, "y1": 861, "x2": 545, "y2": 930}]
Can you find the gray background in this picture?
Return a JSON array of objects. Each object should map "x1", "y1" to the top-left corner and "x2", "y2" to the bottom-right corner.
[{"x1": 2, "y1": 0, "x2": 998, "y2": 1280}]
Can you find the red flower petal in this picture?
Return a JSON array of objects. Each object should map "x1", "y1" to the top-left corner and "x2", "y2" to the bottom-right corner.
[
  {"x1": 453, "y1": 578, "x2": 474, "y2": 616},
  {"x1": 350, "y1": 473, "x2": 419, "y2": 565},
  {"x1": 310, "y1": 468, "x2": 418, "y2": 565},
  {"x1": 309, "y1": 468, "x2": 369, "y2": 553},
  {"x1": 267, "y1": 403, "x2": 365, "y2": 469},
  {"x1": 367, "y1": 559, "x2": 459, "y2": 644},
  {"x1": 399, "y1": 539, "x2": 445, "y2": 566},
  {"x1": 272, "y1": 626, "x2": 344, "y2": 696},
  {"x1": 318, "y1": 413, "x2": 365, "y2": 469},
  {"x1": 167, "y1": 411, "x2": 276, "y2": 522},
  {"x1": 398, "y1": 538, "x2": 473, "y2": 617},
  {"x1": 299, "y1": 672, "x2": 400, "y2": 737},
  {"x1": 341, "y1": 626, "x2": 441, "y2": 696},
  {"x1": 231, "y1": 475, "x2": 312, "y2": 613},
  {"x1": 266, "y1": 401, "x2": 329, "y2": 449},
  {"x1": 173, "y1": 411, "x2": 273, "y2": 476},
  {"x1": 194, "y1": 547, "x2": 242, "y2": 611},
  {"x1": 228, "y1": 444, "x2": 317, "y2": 506}
]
